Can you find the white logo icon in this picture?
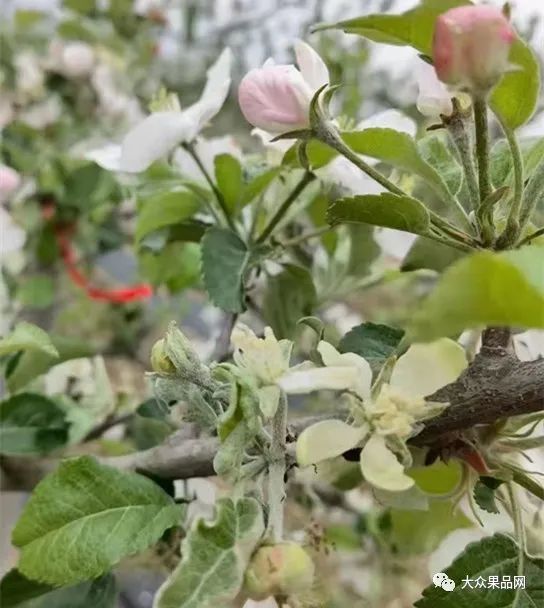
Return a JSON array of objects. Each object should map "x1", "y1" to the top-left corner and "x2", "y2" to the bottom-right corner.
[{"x1": 433, "y1": 572, "x2": 456, "y2": 592}]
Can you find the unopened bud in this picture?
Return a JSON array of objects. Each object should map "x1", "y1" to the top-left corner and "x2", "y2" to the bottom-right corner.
[
  {"x1": 433, "y1": 6, "x2": 515, "y2": 94},
  {"x1": 244, "y1": 542, "x2": 315, "y2": 600},
  {"x1": 150, "y1": 338, "x2": 176, "y2": 374}
]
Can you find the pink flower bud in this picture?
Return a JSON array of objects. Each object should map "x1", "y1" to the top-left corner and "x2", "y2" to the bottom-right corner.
[
  {"x1": 433, "y1": 6, "x2": 515, "y2": 92},
  {"x1": 239, "y1": 41, "x2": 329, "y2": 134}
]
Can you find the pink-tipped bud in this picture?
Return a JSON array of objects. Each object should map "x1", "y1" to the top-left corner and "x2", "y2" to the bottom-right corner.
[
  {"x1": 433, "y1": 6, "x2": 515, "y2": 93},
  {"x1": 238, "y1": 64, "x2": 314, "y2": 134}
]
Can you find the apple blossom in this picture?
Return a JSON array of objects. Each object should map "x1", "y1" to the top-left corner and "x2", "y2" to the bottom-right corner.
[
  {"x1": 87, "y1": 48, "x2": 232, "y2": 173},
  {"x1": 238, "y1": 40, "x2": 329, "y2": 134},
  {"x1": 295, "y1": 339, "x2": 468, "y2": 492},
  {"x1": 433, "y1": 5, "x2": 515, "y2": 92},
  {"x1": 61, "y1": 42, "x2": 95, "y2": 78}
]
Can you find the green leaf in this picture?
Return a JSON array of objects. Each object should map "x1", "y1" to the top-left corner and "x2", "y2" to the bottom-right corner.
[
  {"x1": 240, "y1": 167, "x2": 280, "y2": 206},
  {"x1": 64, "y1": 164, "x2": 117, "y2": 211},
  {"x1": 473, "y1": 476, "x2": 504, "y2": 514},
  {"x1": 402, "y1": 236, "x2": 465, "y2": 273},
  {"x1": 0, "y1": 570, "x2": 52, "y2": 608},
  {"x1": 408, "y1": 246, "x2": 544, "y2": 341},
  {"x1": 201, "y1": 228, "x2": 250, "y2": 313},
  {"x1": 491, "y1": 40, "x2": 540, "y2": 130},
  {"x1": 263, "y1": 265, "x2": 317, "y2": 339},
  {"x1": 418, "y1": 132, "x2": 463, "y2": 197},
  {"x1": 491, "y1": 138, "x2": 544, "y2": 191},
  {"x1": 339, "y1": 322, "x2": 404, "y2": 372},
  {"x1": 135, "y1": 190, "x2": 200, "y2": 242},
  {"x1": 0, "y1": 323, "x2": 58, "y2": 359},
  {"x1": 390, "y1": 500, "x2": 472, "y2": 555},
  {"x1": 214, "y1": 154, "x2": 243, "y2": 213},
  {"x1": 316, "y1": 0, "x2": 469, "y2": 52},
  {"x1": 415, "y1": 534, "x2": 544, "y2": 607},
  {"x1": 12, "y1": 456, "x2": 183, "y2": 586},
  {"x1": 0, "y1": 570, "x2": 116, "y2": 608},
  {"x1": 139, "y1": 242, "x2": 201, "y2": 292},
  {"x1": 17, "y1": 276, "x2": 55, "y2": 309},
  {"x1": 328, "y1": 194, "x2": 431, "y2": 236},
  {"x1": 6, "y1": 335, "x2": 93, "y2": 393},
  {"x1": 0, "y1": 394, "x2": 69, "y2": 455},
  {"x1": 63, "y1": 0, "x2": 97, "y2": 14},
  {"x1": 154, "y1": 497, "x2": 264, "y2": 608}
]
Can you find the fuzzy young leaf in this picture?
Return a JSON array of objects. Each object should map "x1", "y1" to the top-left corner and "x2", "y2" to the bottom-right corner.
[
  {"x1": 328, "y1": 194, "x2": 431, "y2": 236},
  {"x1": 0, "y1": 322, "x2": 58, "y2": 359},
  {"x1": 0, "y1": 394, "x2": 69, "y2": 455},
  {"x1": 417, "y1": 132, "x2": 463, "y2": 197},
  {"x1": 154, "y1": 498, "x2": 264, "y2": 608},
  {"x1": 415, "y1": 534, "x2": 544, "y2": 607},
  {"x1": 0, "y1": 570, "x2": 116, "y2": 608},
  {"x1": 12, "y1": 456, "x2": 183, "y2": 586},
  {"x1": 214, "y1": 154, "x2": 243, "y2": 213},
  {"x1": 201, "y1": 228, "x2": 250, "y2": 313},
  {"x1": 339, "y1": 322, "x2": 404, "y2": 372},
  {"x1": 408, "y1": 246, "x2": 544, "y2": 341}
]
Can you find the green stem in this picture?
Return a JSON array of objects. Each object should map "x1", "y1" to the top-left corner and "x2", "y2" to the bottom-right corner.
[
  {"x1": 429, "y1": 212, "x2": 479, "y2": 248},
  {"x1": 519, "y1": 158, "x2": 544, "y2": 232},
  {"x1": 257, "y1": 171, "x2": 314, "y2": 244},
  {"x1": 267, "y1": 392, "x2": 287, "y2": 542},
  {"x1": 182, "y1": 142, "x2": 235, "y2": 230},
  {"x1": 518, "y1": 226, "x2": 544, "y2": 247},
  {"x1": 473, "y1": 97, "x2": 492, "y2": 202},
  {"x1": 510, "y1": 467, "x2": 544, "y2": 501},
  {"x1": 314, "y1": 122, "x2": 406, "y2": 197},
  {"x1": 507, "y1": 483, "x2": 525, "y2": 608},
  {"x1": 473, "y1": 97, "x2": 495, "y2": 245},
  {"x1": 280, "y1": 226, "x2": 332, "y2": 248},
  {"x1": 497, "y1": 124, "x2": 524, "y2": 248},
  {"x1": 446, "y1": 113, "x2": 480, "y2": 213}
]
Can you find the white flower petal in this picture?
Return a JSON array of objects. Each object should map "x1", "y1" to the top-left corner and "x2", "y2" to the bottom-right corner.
[
  {"x1": 360, "y1": 434, "x2": 414, "y2": 492},
  {"x1": 188, "y1": 47, "x2": 232, "y2": 133},
  {"x1": 317, "y1": 341, "x2": 372, "y2": 400},
  {"x1": 0, "y1": 207, "x2": 26, "y2": 257},
  {"x1": 85, "y1": 143, "x2": 122, "y2": 171},
  {"x1": 416, "y1": 60, "x2": 453, "y2": 118},
  {"x1": 119, "y1": 112, "x2": 193, "y2": 173},
  {"x1": 297, "y1": 420, "x2": 367, "y2": 466},
  {"x1": 391, "y1": 338, "x2": 468, "y2": 399},
  {"x1": 294, "y1": 40, "x2": 329, "y2": 91},
  {"x1": 243, "y1": 599, "x2": 279, "y2": 608},
  {"x1": 278, "y1": 366, "x2": 359, "y2": 394}
]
